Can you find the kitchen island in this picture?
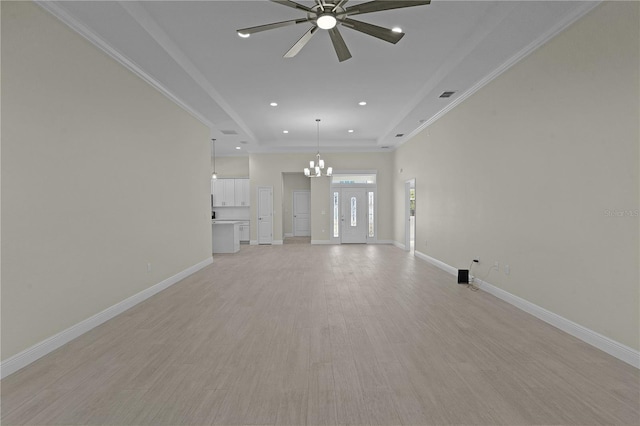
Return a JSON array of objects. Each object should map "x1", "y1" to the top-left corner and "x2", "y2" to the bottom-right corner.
[{"x1": 211, "y1": 220, "x2": 241, "y2": 254}]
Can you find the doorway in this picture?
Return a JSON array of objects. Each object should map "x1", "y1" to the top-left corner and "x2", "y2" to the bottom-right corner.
[
  {"x1": 293, "y1": 190, "x2": 311, "y2": 237},
  {"x1": 341, "y1": 187, "x2": 367, "y2": 243},
  {"x1": 405, "y1": 179, "x2": 416, "y2": 253},
  {"x1": 330, "y1": 173, "x2": 377, "y2": 244},
  {"x1": 257, "y1": 186, "x2": 273, "y2": 245}
]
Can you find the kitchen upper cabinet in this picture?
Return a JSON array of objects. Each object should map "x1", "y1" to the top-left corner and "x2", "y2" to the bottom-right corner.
[
  {"x1": 235, "y1": 178, "x2": 250, "y2": 206},
  {"x1": 212, "y1": 178, "x2": 249, "y2": 207},
  {"x1": 212, "y1": 179, "x2": 235, "y2": 206}
]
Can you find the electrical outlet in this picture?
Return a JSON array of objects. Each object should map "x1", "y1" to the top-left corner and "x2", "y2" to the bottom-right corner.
[
  {"x1": 147, "y1": 262, "x2": 152, "y2": 273},
  {"x1": 494, "y1": 261, "x2": 500, "y2": 270},
  {"x1": 504, "y1": 264, "x2": 510, "y2": 275}
]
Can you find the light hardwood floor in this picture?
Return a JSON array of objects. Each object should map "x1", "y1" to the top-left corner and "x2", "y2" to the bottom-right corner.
[{"x1": 2, "y1": 244, "x2": 638, "y2": 425}]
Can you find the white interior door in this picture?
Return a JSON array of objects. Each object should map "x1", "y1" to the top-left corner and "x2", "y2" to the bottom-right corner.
[
  {"x1": 293, "y1": 190, "x2": 310, "y2": 237},
  {"x1": 341, "y1": 188, "x2": 367, "y2": 244},
  {"x1": 258, "y1": 186, "x2": 273, "y2": 244}
]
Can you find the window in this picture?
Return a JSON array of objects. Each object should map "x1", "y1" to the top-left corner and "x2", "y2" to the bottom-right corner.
[
  {"x1": 332, "y1": 174, "x2": 376, "y2": 184},
  {"x1": 333, "y1": 192, "x2": 340, "y2": 237},
  {"x1": 350, "y1": 197, "x2": 357, "y2": 226},
  {"x1": 410, "y1": 188, "x2": 416, "y2": 216},
  {"x1": 368, "y1": 192, "x2": 375, "y2": 237}
]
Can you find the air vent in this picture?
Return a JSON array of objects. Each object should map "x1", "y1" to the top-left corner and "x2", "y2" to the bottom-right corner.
[
  {"x1": 381, "y1": 146, "x2": 391, "y2": 149},
  {"x1": 240, "y1": 141, "x2": 248, "y2": 144},
  {"x1": 439, "y1": 91, "x2": 456, "y2": 98},
  {"x1": 220, "y1": 129, "x2": 238, "y2": 135},
  {"x1": 395, "y1": 133, "x2": 404, "y2": 137}
]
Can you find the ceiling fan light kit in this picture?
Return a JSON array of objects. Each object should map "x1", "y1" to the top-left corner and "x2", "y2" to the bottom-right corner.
[{"x1": 237, "y1": 0, "x2": 431, "y2": 62}]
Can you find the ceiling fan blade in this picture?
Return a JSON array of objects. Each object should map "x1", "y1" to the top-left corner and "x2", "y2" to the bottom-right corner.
[
  {"x1": 345, "y1": 1, "x2": 430, "y2": 16},
  {"x1": 341, "y1": 18, "x2": 404, "y2": 44},
  {"x1": 332, "y1": 0, "x2": 350, "y2": 13},
  {"x1": 237, "y1": 18, "x2": 310, "y2": 35},
  {"x1": 270, "y1": 0, "x2": 314, "y2": 13},
  {"x1": 328, "y1": 27, "x2": 352, "y2": 62},
  {"x1": 284, "y1": 26, "x2": 318, "y2": 58}
]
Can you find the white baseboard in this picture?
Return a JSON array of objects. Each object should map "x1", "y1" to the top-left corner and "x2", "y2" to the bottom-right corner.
[
  {"x1": 273, "y1": 240, "x2": 283, "y2": 245},
  {"x1": 284, "y1": 233, "x2": 293, "y2": 237},
  {"x1": 393, "y1": 241, "x2": 406, "y2": 250},
  {"x1": 0, "y1": 256, "x2": 213, "y2": 379},
  {"x1": 250, "y1": 240, "x2": 258, "y2": 245},
  {"x1": 415, "y1": 250, "x2": 457, "y2": 275},
  {"x1": 414, "y1": 251, "x2": 640, "y2": 369}
]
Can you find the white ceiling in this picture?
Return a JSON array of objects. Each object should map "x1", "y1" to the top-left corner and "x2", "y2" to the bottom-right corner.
[{"x1": 41, "y1": 1, "x2": 597, "y2": 156}]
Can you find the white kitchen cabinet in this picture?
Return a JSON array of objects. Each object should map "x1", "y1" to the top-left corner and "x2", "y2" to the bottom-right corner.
[
  {"x1": 234, "y1": 179, "x2": 250, "y2": 206},
  {"x1": 212, "y1": 221, "x2": 240, "y2": 253},
  {"x1": 238, "y1": 221, "x2": 250, "y2": 242},
  {"x1": 212, "y1": 179, "x2": 236, "y2": 206}
]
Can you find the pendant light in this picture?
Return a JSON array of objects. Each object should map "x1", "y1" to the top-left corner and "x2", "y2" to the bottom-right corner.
[
  {"x1": 304, "y1": 119, "x2": 333, "y2": 178},
  {"x1": 211, "y1": 138, "x2": 218, "y2": 180}
]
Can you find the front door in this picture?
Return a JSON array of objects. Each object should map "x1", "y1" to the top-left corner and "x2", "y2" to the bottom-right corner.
[
  {"x1": 293, "y1": 190, "x2": 310, "y2": 237},
  {"x1": 341, "y1": 188, "x2": 367, "y2": 243},
  {"x1": 258, "y1": 186, "x2": 273, "y2": 244}
]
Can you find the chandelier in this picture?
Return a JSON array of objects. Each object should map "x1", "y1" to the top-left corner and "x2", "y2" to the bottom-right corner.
[{"x1": 304, "y1": 119, "x2": 333, "y2": 178}]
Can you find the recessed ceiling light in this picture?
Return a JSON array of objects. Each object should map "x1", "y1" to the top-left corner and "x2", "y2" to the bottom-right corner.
[
  {"x1": 392, "y1": 27, "x2": 402, "y2": 33},
  {"x1": 283, "y1": 130, "x2": 289, "y2": 134},
  {"x1": 358, "y1": 101, "x2": 367, "y2": 106},
  {"x1": 348, "y1": 129, "x2": 354, "y2": 133},
  {"x1": 270, "y1": 102, "x2": 278, "y2": 106},
  {"x1": 237, "y1": 32, "x2": 250, "y2": 38},
  {"x1": 235, "y1": 146, "x2": 241, "y2": 150}
]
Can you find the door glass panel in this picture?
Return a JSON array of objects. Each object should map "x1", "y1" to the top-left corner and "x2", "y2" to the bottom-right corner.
[
  {"x1": 368, "y1": 192, "x2": 374, "y2": 237},
  {"x1": 350, "y1": 197, "x2": 357, "y2": 227},
  {"x1": 333, "y1": 192, "x2": 339, "y2": 238}
]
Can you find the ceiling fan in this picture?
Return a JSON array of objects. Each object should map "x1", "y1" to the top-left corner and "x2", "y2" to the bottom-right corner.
[{"x1": 237, "y1": 0, "x2": 431, "y2": 62}]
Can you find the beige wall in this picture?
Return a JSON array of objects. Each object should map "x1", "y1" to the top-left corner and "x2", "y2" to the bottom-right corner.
[
  {"x1": 212, "y1": 156, "x2": 249, "y2": 178},
  {"x1": 1, "y1": 2, "x2": 211, "y2": 360},
  {"x1": 282, "y1": 173, "x2": 310, "y2": 236},
  {"x1": 393, "y1": 2, "x2": 639, "y2": 350},
  {"x1": 250, "y1": 152, "x2": 393, "y2": 242}
]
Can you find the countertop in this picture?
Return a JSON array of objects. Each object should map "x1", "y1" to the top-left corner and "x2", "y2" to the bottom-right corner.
[{"x1": 211, "y1": 220, "x2": 243, "y2": 225}]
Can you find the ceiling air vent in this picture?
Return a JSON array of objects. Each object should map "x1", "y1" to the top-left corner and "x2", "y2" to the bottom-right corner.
[
  {"x1": 381, "y1": 146, "x2": 391, "y2": 149},
  {"x1": 395, "y1": 133, "x2": 404, "y2": 137},
  {"x1": 220, "y1": 129, "x2": 238, "y2": 135},
  {"x1": 439, "y1": 91, "x2": 456, "y2": 98}
]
